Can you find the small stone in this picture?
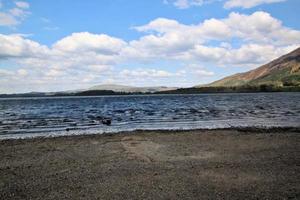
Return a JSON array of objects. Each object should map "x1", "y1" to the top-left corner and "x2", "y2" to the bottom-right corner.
[{"x1": 102, "y1": 118, "x2": 112, "y2": 126}]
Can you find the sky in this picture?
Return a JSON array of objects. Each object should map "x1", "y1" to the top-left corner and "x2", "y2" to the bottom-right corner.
[{"x1": 0, "y1": 0, "x2": 300, "y2": 93}]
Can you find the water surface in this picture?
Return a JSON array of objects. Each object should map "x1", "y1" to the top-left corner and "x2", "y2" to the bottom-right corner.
[{"x1": 0, "y1": 93, "x2": 299, "y2": 139}]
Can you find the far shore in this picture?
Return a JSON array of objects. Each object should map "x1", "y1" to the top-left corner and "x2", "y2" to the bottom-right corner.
[{"x1": 1, "y1": 129, "x2": 299, "y2": 199}]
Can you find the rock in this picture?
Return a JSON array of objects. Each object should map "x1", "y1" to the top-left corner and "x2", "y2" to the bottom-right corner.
[
  {"x1": 102, "y1": 118, "x2": 112, "y2": 126},
  {"x1": 116, "y1": 117, "x2": 122, "y2": 121},
  {"x1": 63, "y1": 119, "x2": 72, "y2": 122},
  {"x1": 256, "y1": 106, "x2": 264, "y2": 110},
  {"x1": 189, "y1": 108, "x2": 198, "y2": 114},
  {"x1": 70, "y1": 123, "x2": 77, "y2": 126}
]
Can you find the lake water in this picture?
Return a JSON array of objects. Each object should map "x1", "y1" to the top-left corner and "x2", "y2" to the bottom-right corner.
[{"x1": 0, "y1": 93, "x2": 299, "y2": 139}]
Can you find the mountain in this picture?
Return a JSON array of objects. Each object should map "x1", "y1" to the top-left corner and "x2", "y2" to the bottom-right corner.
[
  {"x1": 0, "y1": 84, "x2": 178, "y2": 97},
  {"x1": 88, "y1": 84, "x2": 178, "y2": 93},
  {"x1": 204, "y1": 47, "x2": 300, "y2": 87}
]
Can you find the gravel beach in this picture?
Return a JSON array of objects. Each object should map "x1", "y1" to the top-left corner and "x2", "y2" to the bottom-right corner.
[{"x1": 0, "y1": 129, "x2": 299, "y2": 199}]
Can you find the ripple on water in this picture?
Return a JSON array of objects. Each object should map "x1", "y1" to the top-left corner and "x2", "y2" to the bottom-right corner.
[{"x1": 0, "y1": 93, "x2": 300, "y2": 139}]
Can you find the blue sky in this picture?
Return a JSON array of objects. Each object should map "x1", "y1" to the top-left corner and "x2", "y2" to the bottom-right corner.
[{"x1": 0, "y1": 0, "x2": 300, "y2": 93}]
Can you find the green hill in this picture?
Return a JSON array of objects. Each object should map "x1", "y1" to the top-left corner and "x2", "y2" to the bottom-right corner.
[{"x1": 204, "y1": 47, "x2": 300, "y2": 88}]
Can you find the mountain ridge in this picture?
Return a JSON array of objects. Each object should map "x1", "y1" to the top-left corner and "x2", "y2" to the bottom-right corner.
[
  {"x1": 88, "y1": 84, "x2": 178, "y2": 93},
  {"x1": 201, "y1": 47, "x2": 300, "y2": 87}
]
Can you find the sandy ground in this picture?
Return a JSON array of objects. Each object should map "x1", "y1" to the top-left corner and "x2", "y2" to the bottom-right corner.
[{"x1": 0, "y1": 129, "x2": 299, "y2": 200}]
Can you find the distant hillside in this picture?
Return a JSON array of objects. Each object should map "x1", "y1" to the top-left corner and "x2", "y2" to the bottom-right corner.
[
  {"x1": 0, "y1": 84, "x2": 178, "y2": 98},
  {"x1": 203, "y1": 47, "x2": 300, "y2": 87},
  {"x1": 88, "y1": 84, "x2": 177, "y2": 93}
]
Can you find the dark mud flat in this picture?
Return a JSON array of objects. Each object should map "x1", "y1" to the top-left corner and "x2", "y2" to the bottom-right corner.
[{"x1": 0, "y1": 129, "x2": 299, "y2": 200}]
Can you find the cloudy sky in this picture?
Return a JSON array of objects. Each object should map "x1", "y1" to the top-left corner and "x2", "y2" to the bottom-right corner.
[{"x1": 0, "y1": 0, "x2": 300, "y2": 93}]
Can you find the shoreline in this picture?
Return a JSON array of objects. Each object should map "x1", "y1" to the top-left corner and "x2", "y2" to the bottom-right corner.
[
  {"x1": 1, "y1": 91, "x2": 300, "y2": 99},
  {"x1": 1, "y1": 126, "x2": 300, "y2": 141},
  {"x1": 1, "y1": 129, "x2": 299, "y2": 199}
]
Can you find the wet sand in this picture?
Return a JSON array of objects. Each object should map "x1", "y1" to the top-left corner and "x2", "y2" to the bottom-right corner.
[{"x1": 0, "y1": 129, "x2": 299, "y2": 199}]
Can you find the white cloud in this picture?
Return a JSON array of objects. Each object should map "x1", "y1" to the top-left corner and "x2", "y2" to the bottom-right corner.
[
  {"x1": 0, "y1": 32, "x2": 124, "y2": 93},
  {"x1": 131, "y1": 11, "x2": 300, "y2": 64},
  {"x1": 189, "y1": 43, "x2": 296, "y2": 66},
  {"x1": 112, "y1": 68, "x2": 188, "y2": 87},
  {"x1": 0, "y1": 1, "x2": 30, "y2": 26},
  {"x1": 17, "y1": 68, "x2": 28, "y2": 76},
  {"x1": 9, "y1": 7, "x2": 28, "y2": 18},
  {"x1": 0, "y1": 32, "x2": 120, "y2": 88},
  {"x1": 0, "y1": 12, "x2": 18, "y2": 26},
  {"x1": 194, "y1": 69, "x2": 215, "y2": 76},
  {"x1": 45, "y1": 69, "x2": 65, "y2": 77},
  {"x1": 135, "y1": 11, "x2": 300, "y2": 46},
  {"x1": 185, "y1": 64, "x2": 215, "y2": 77},
  {"x1": 165, "y1": 0, "x2": 287, "y2": 9},
  {"x1": 224, "y1": 11, "x2": 294, "y2": 45},
  {"x1": 120, "y1": 69, "x2": 173, "y2": 78},
  {"x1": 134, "y1": 18, "x2": 183, "y2": 33},
  {"x1": 2, "y1": 11, "x2": 296, "y2": 66},
  {"x1": 0, "y1": 34, "x2": 49, "y2": 58},
  {"x1": 165, "y1": 0, "x2": 215, "y2": 9},
  {"x1": 0, "y1": 69, "x2": 14, "y2": 76},
  {"x1": 190, "y1": 45, "x2": 226, "y2": 62},
  {"x1": 15, "y1": 1, "x2": 30, "y2": 9},
  {"x1": 224, "y1": 0, "x2": 286, "y2": 9},
  {"x1": 53, "y1": 32, "x2": 126, "y2": 55}
]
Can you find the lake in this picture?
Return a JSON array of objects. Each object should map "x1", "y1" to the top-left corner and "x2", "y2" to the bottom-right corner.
[{"x1": 0, "y1": 93, "x2": 299, "y2": 139}]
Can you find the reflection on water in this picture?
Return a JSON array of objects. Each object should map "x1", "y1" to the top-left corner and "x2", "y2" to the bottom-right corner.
[{"x1": 0, "y1": 93, "x2": 299, "y2": 139}]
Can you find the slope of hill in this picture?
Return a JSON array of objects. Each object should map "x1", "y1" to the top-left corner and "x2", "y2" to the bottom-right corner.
[
  {"x1": 0, "y1": 84, "x2": 178, "y2": 97},
  {"x1": 204, "y1": 47, "x2": 300, "y2": 87},
  {"x1": 88, "y1": 84, "x2": 177, "y2": 93}
]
